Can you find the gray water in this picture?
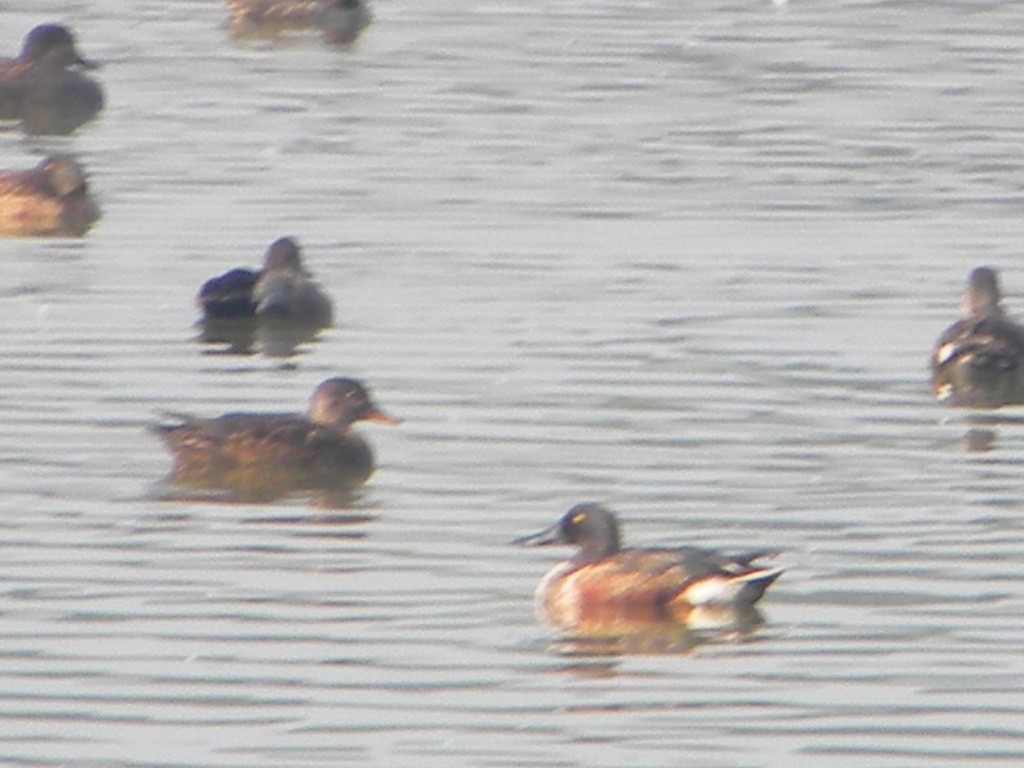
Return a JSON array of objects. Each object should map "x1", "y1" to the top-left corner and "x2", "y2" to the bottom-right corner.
[{"x1": 2, "y1": 0, "x2": 1024, "y2": 765}]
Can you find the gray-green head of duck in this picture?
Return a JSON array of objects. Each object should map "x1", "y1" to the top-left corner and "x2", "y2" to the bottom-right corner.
[
  {"x1": 20, "y1": 24, "x2": 96, "y2": 69},
  {"x1": 961, "y1": 266, "x2": 1003, "y2": 321}
]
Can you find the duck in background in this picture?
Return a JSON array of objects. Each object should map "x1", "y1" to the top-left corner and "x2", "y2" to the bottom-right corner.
[
  {"x1": 0, "y1": 155, "x2": 100, "y2": 236},
  {"x1": 196, "y1": 236, "x2": 334, "y2": 355},
  {"x1": 514, "y1": 503, "x2": 783, "y2": 644},
  {"x1": 0, "y1": 24, "x2": 104, "y2": 135},
  {"x1": 931, "y1": 266, "x2": 1024, "y2": 408},
  {"x1": 198, "y1": 236, "x2": 334, "y2": 325},
  {"x1": 223, "y1": 0, "x2": 371, "y2": 44},
  {"x1": 154, "y1": 377, "x2": 399, "y2": 503}
]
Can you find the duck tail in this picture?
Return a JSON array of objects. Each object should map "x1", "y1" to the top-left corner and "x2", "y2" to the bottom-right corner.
[
  {"x1": 675, "y1": 566, "x2": 784, "y2": 612},
  {"x1": 732, "y1": 566, "x2": 784, "y2": 606},
  {"x1": 149, "y1": 411, "x2": 196, "y2": 442}
]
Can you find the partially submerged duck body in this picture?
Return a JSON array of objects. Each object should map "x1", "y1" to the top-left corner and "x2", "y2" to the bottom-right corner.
[
  {"x1": 0, "y1": 24, "x2": 103, "y2": 135},
  {"x1": 931, "y1": 267, "x2": 1024, "y2": 408},
  {"x1": 515, "y1": 503, "x2": 782, "y2": 637},
  {"x1": 197, "y1": 236, "x2": 333, "y2": 325},
  {"x1": 196, "y1": 237, "x2": 333, "y2": 355},
  {"x1": 19, "y1": 63, "x2": 104, "y2": 135},
  {"x1": 154, "y1": 377, "x2": 397, "y2": 501},
  {"x1": 224, "y1": 0, "x2": 372, "y2": 44},
  {"x1": 0, "y1": 155, "x2": 100, "y2": 237}
]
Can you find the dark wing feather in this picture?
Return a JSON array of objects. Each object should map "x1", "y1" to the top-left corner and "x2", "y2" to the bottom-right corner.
[{"x1": 197, "y1": 268, "x2": 259, "y2": 320}]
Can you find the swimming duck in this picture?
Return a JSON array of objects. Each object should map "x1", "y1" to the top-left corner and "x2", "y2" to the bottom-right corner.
[
  {"x1": 0, "y1": 155, "x2": 100, "y2": 237},
  {"x1": 154, "y1": 377, "x2": 398, "y2": 500},
  {"x1": 931, "y1": 266, "x2": 1024, "y2": 408},
  {"x1": 197, "y1": 236, "x2": 334, "y2": 327},
  {"x1": 514, "y1": 503, "x2": 783, "y2": 632},
  {"x1": 0, "y1": 24, "x2": 103, "y2": 135},
  {"x1": 224, "y1": 0, "x2": 372, "y2": 44}
]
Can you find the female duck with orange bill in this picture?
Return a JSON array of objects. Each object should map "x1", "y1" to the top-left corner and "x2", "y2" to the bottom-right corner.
[{"x1": 154, "y1": 377, "x2": 398, "y2": 501}]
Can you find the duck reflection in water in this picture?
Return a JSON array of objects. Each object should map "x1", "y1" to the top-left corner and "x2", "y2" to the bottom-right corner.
[
  {"x1": 514, "y1": 503, "x2": 782, "y2": 652},
  {"x1": 0, "y1": 24, "x2": 104, "y2": 135},
  {"x1": 963, "y1": 426, "x2": 998, "y2": 453},
  {"x1": 932, "y1": 266, "x2": 1024, "y2": 408},
  {"x1": 196, "y1": 236, "x2": 334, "y2": 357},
  {"x1": 223, "y1": 0, "x2": 372, "y2": 45},
  {"x1": 153, "y1": 377, "x2": 398, "y2": 504},
  {"x1": 548, "y1": 604, "x2": 768, "y2": 658},
  {"x1": 958, "y1": 410, "x2": 1024, "y2": 453}
]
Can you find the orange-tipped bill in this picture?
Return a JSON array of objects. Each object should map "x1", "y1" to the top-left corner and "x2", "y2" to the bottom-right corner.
[{"x1": 361, "y1": 408, "x2": 401, "y2": 426}]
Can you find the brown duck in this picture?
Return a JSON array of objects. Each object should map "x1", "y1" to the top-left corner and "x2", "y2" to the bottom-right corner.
[
  {"x1": 0, "y1": 155, "x2": 100, "y2": 236},
  {"x1": 224, "y1": 0, "x2": 372, "y2": 44},
  {"x1": 931, "y1": 266, "x2": 1024, "y2": 408},
  {"x1": 515, "y1": 503, "x2": 783, "y2": 635},
  {"x1": 155, "y1": 377, "x2": 398, "y2": 500}
]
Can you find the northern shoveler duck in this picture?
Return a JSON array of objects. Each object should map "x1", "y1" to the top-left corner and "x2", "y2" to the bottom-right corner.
[
  {"x1": 0, "y1": 24, "x2": 103, "y2": 135},
  {"x1": 0, "y1": 155, "x2": 100, "y2": 237},
  {"x1": 931, "y1": 266, "x2": 1024, "y2": 408},
  {"x1": 154, "y1": 377, "x2": 398, "y2": 500},
  {"x1": 224, "y1": 0, "x2": 372, "y2": 44},
  {"x1": 514, "y1": 503, "x2": 783, "y2": 633},
  {"x1": 197, "y1": 236, "x2": 334, "y2": 327}
]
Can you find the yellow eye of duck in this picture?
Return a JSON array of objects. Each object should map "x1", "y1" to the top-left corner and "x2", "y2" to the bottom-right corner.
[{"x1": 570, "y1": 512, "x2": 587, "y2": 525}]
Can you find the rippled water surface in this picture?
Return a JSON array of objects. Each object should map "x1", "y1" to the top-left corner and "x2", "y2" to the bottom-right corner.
[{"x1": 2, "y1": 0, "x2": 1024, "y2": 765}]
